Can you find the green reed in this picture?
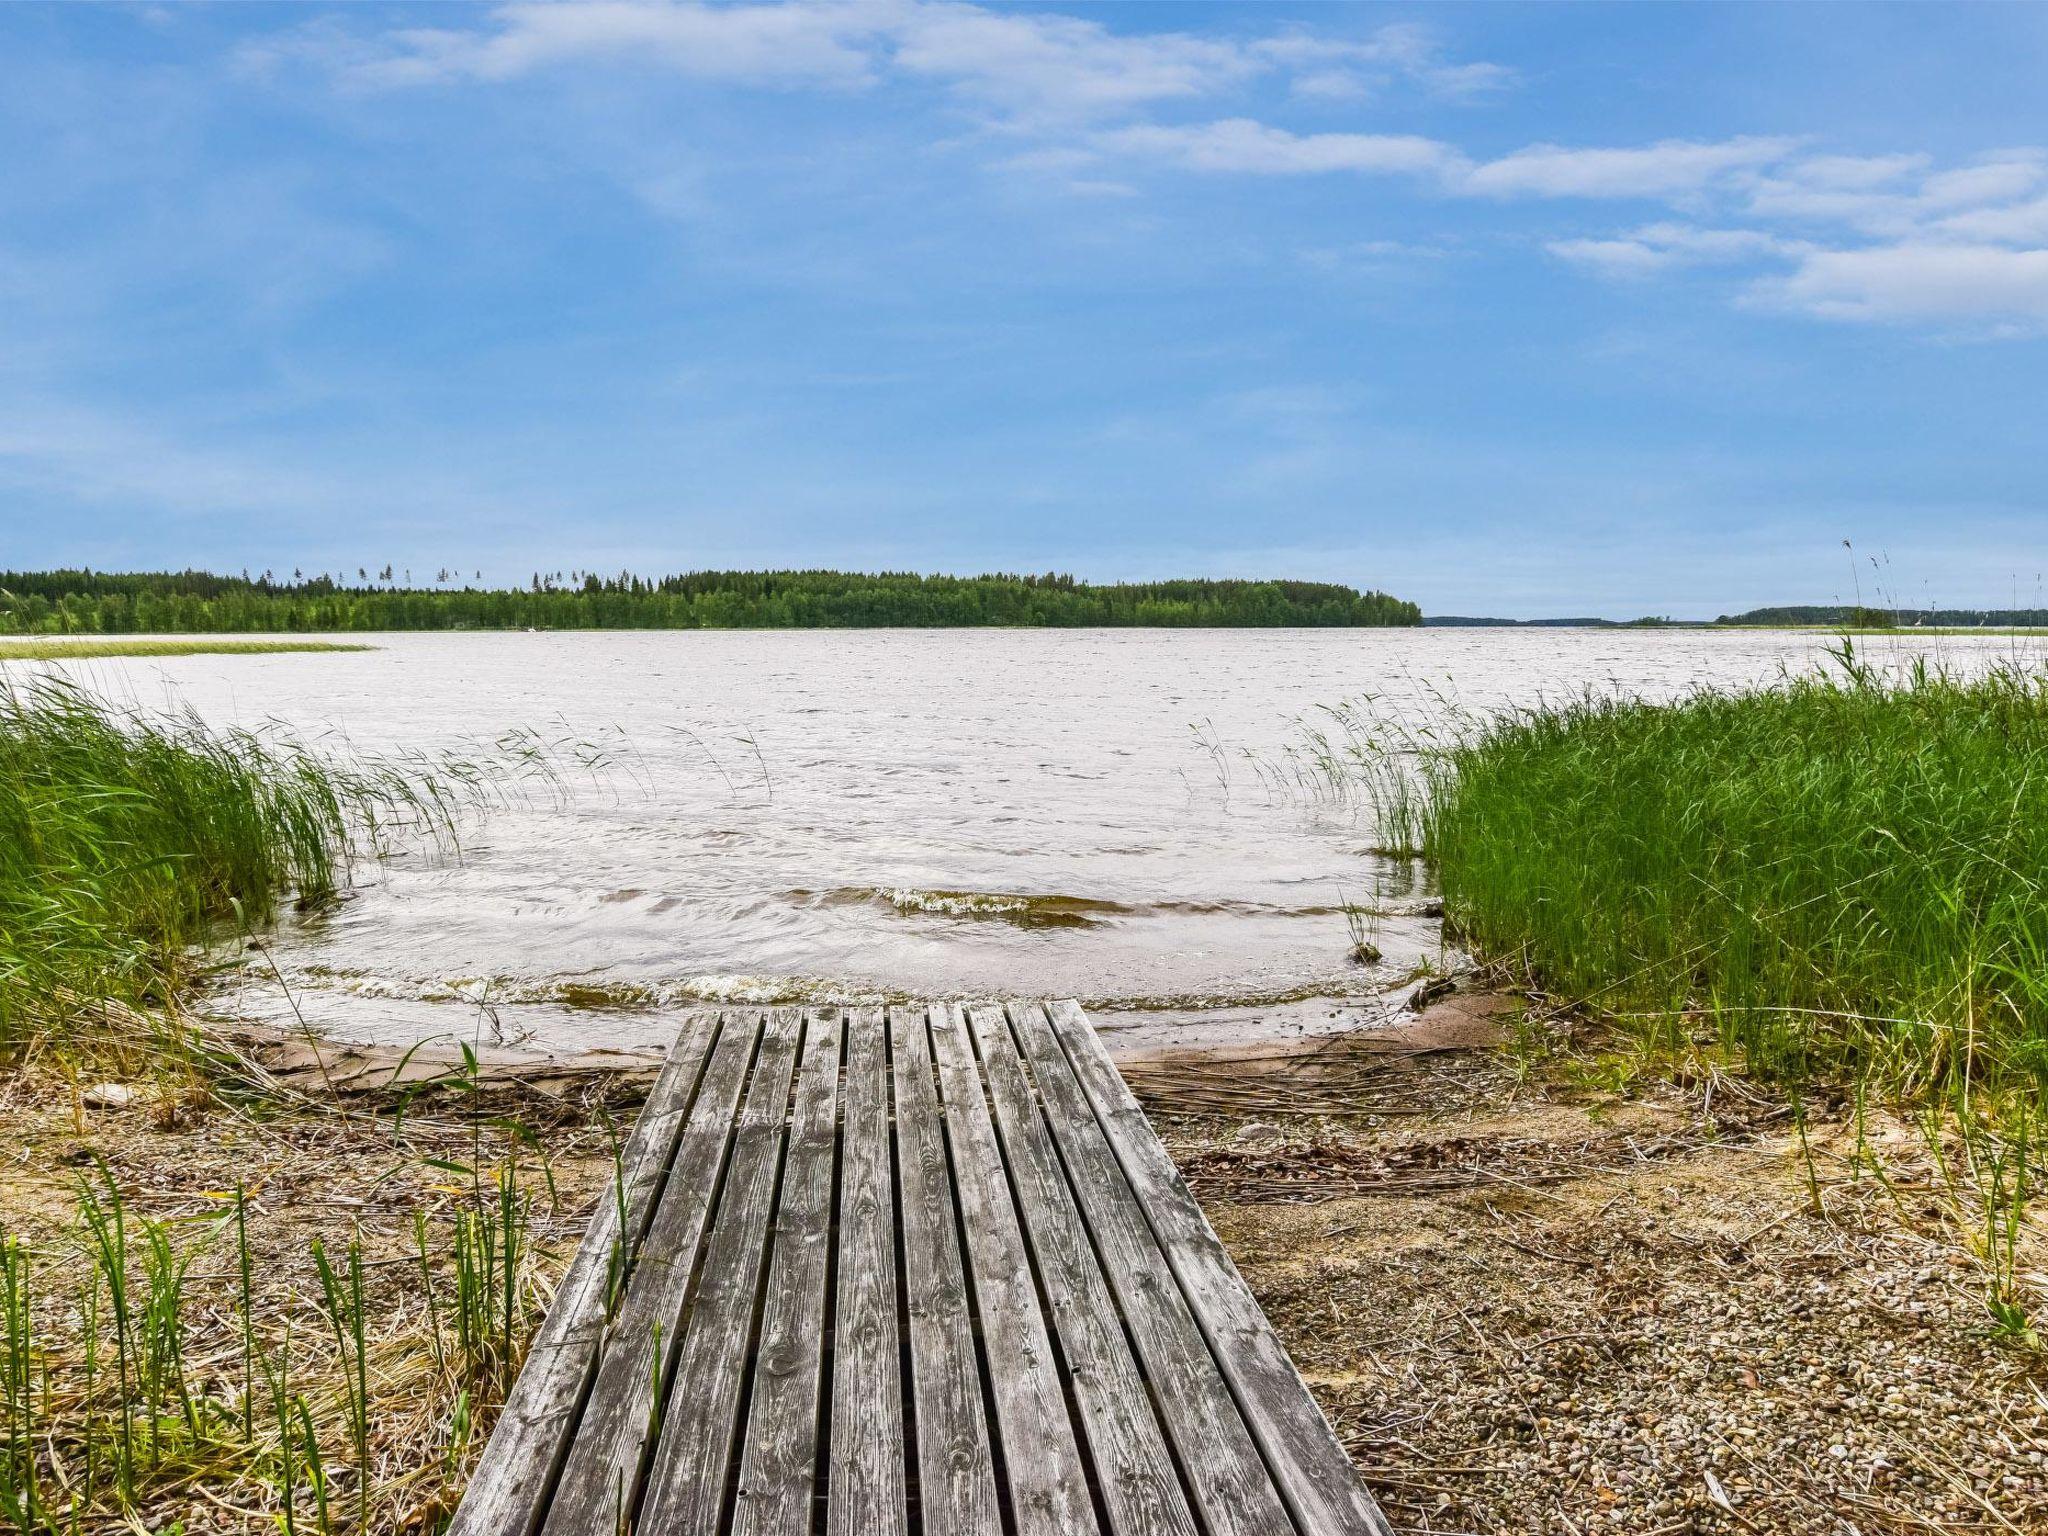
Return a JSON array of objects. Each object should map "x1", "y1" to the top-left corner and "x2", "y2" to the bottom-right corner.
[
  {"x1": 0, "y1": 673, "x2": 471, "y2": 1061},
  {"x1": 74, "y1": 1166, "x2": 137, "y2": 1505},
  {"x1": 1420, "y1": 648, "x2": 2048, "y2": 1113},
  {"x1": 311, "y1": 1235, "x2": 371, "y2": 1530},
  {"x1": 236, "y1": 1182, "x2": 257, "y2": 1442},
  {"x1": 263, "y1": 1327, "x2": 304, "y2": 1536},
  {"x1": 0, "y1": 1234, "x2": 45, "y2": 1529},
  {"x1": 1, "y1": 1143, "x2": 546, "y2": 1532},
  {"x1": 1295, "y1": 649, "x2": 2048, "y2": 1329},
  {"x1": 446, "y1": 1164, "x2": 532, "y2": 1396},
  {"x1": 1410, "y1": 650, "x2": 2048, "y2": 1328}
]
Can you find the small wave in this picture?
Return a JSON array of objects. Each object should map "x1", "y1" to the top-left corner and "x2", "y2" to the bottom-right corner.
[
  {"x1": 790, "y1": 887, "x2": 1390, "y2": 925},
  {"x1": 790, "y1": 886, "x2": 1135, "y2": 928},
  {"x1": 218, "y1": 964, "x2": 891, "y2": 1011},
  {"x1": 665, "y1": 973, "x2": 891, "y2": 1007}
]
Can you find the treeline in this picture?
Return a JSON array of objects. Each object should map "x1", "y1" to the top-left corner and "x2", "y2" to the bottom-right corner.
[
  {"x1": 0, "y1": 569, "x2": 1421, "y2": 633},
  {"x1": 1718, "y1": 605, "x2": 2048, "y2": 628},
  {"x1": 1425, "y1": 615, "x2": 1683, "y2": 629}
]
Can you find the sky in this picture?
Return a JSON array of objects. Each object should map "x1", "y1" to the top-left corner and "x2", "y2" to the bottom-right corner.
[{"x1": 2, "y1": 3, "x2": 2046, "y2": 619}]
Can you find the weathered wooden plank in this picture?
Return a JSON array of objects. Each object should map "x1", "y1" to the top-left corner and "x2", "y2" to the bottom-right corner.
[
  {"x1": 888, "y1": 1004, "x2": 1001, "y2": 1536},
  {"x1": 638, "y1": 1008, "x2": 806, "y2": 1535},
  {"x1": 541, "y1": 1010, "x2": 767, "y2": 1536},
  {"x1": 1043, "y1": 999, "x2": 1393, "y2": 1536},
  {"x1": 722, "y1": 1010, "x2": 843, "y2": 1536},
  {"x1": 1004, "y1": 1001, "x2": 1296, "y2": 1536},
  {"x1": 826, "y1": 1007, "x2": 909, "y2": 1536},
  {"x1": 967, "y1": 1004, "x2": 1198, "y2": 1536},
  {"x1": 928, "y1": 1003, "x2": 1098, "y2": 1536},
  {"x1": 447, "y1": 1016, "x2": 718, "y2": 1536}
]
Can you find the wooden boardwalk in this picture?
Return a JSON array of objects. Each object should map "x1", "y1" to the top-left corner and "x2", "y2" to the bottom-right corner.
[{"x1": 450, "y1": 1001, "x2": 1391, "y2": 1536}]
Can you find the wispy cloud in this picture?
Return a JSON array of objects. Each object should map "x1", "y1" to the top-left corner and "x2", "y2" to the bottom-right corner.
[
  {"x1": 1097, "y1": 119, "x2": 1458, "y2": 179},
  {"x1": 1250, "y1": 22, "x2": 1516, "y2": 103},
  {"x1": 1549, "y1": 223, "x2": 1807, "y2": 278},
  {"x1": 239, "y1": 1, "x2": 2048, "y2": 334},
  {"x1": 249, "y1": 2, "x2": 1511, "y2": 127},
  {"x1": 1749, "y1": 243, "x2": 2048, "y2": 329},
  {"x1": 1534, "y1": 151, "x2": 2048, "y2": 333},
  {"x1": 1093, "y1": 125, "x2": 1807, "y2": 204},
  {"x1": 245, "y1": 2, "x2": 883, "y2": 91},
  {"x1": 888, "y1": 4, "x2": 1255, "y2": 122},
  {"x1": 1459, "y1": 136, "x2": 1797, "y2": 199}
]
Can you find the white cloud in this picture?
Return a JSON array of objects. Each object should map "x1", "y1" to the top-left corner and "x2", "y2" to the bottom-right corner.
[
  {"x1": 1936, "y1": 195, "x2": 2048, "y2": 244},
  {"x1": 1746, "y1": 151, "x2": 2048, "y2": 236},
  {"x1": 333, "y1": 2, "x2": 883, "y2": 89},
  {"x1": 257, "y1": 3, "x2": 1511, "y2": 126},
  {"x1": 889, "y1": 3, "x2": 1256, "y2": 121},
  {"x1": 1776, "y1": 153, "x2": 1928, "y2": 191},
  {"x1": 1544, "y1": 237, "x2": 1674, "y2": 278},
  {"x1": 1459, "y1": 136, "x2": 1797, "y2": 198},
  {"x1": 1425, "y1": 61, "x2": 1519, "y2": 100},
  {"x1": 1098, "y1": 125, "x2": 1810, "y2": 210},
  {"x1": 1919, "y1": 154, "x2": 2047, "y2": 210},
  {"x1": 1288, "y1": 69, "x2": 1370, "y2": 104},
  {"x1": 1752, "y1": 243, "x2": 2048, "y2": 327},
  {"x1": 1549, "y1": 222, "x2": 1803, "y2": 276},
  {"x1": 1251, "y1": 22, "x2": 1515, "y2": 102},
  {"x1": 1100, "y1": 119, "x2": 1459, "y2": 179},
  {"x1": 1532, "y1": 148, "x2": 2048, "y2": 334},
  {"x1": 244, "y1": 2, "x2": 2048, "y2": 335}
]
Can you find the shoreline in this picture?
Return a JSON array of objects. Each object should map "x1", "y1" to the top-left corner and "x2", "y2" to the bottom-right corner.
[
  {"x1": 211, "y1": 972, "x2": 1476, "y2": 1102},
  {"x1": 11, "y1": 986, "x2": 2043, "y2": 1532}
]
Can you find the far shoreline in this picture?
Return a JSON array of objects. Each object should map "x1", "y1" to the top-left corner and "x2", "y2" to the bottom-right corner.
[{"x1": 0, "y1": 637, "x2": 374, "y2": 660}]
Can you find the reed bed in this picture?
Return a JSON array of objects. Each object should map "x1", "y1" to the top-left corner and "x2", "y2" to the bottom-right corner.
[
  {"x1": 1417, "y1": 649, "x2": 2048, "y2": 1114},
  {"x1": 0, "y1": 675, "x2": 512, "y2": 1063},
  {"x1": 1288, "y1": 647, "x2": 2048, "y2": 1330},
  {"x1": 0, "y1": 675, "x2": 610, "y2": 1529}
]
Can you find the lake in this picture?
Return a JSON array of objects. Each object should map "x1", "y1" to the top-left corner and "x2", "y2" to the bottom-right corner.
[{"x1": 24, "y1": 626, "x2": 2030, "y2": 1055}]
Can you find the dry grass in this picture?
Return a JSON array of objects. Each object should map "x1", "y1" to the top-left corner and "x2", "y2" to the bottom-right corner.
[
  {"x1": 1149, "y1": 1013, "x2": 2048, "y2": 1534},
  {"x1": 0, "y1": 1055, "x2": 626, "y2": 1532}
]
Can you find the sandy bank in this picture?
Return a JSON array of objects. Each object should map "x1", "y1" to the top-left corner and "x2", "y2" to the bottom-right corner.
[{"x1": 10, "y1": 988, "x2": 2041, "y2": 1531}]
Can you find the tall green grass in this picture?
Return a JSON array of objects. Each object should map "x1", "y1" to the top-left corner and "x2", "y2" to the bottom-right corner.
[
  {"x1": 1414, "y1": 648, "x2": 2048, "y2": 1110},
  {"x1": 1293, "y1": 648, "x2": 2048, "y2": 1328},
  {"x1": 0, "y1": 674, "x2": 460, "y2": 1056}
]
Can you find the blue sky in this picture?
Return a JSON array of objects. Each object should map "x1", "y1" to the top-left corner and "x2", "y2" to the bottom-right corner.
[{"x1": 2, "y1": 3, "x2": 2045, "y2": 618}]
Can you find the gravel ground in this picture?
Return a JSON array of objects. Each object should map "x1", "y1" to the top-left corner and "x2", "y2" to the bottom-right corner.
[
  {"x1": 1154, "y1": 1037, "x2": 2048, "y2": 1535},
  {"x1": 7, "y1": 1015, "x2": 2041, "y2": 1534}
]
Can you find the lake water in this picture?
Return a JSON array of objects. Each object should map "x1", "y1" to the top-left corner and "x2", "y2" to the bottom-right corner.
[{"x1": 25, "y1": 627, "x2": 2030, "y2": 1056}]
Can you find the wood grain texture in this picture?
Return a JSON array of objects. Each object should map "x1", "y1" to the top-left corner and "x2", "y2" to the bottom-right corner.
[
  {"x1": 634, "y1": 1011, "x2": 802, "y2": 1536},
  {"x1": 456, "y1": 1001, "x2": 1385, "y2": 1536},
  {"x1": 928, "y1": 1003, "x2": 1098, "y2": 1536},
  {"x1": 725, "y1": 1011, "x2": 844, "y2": 1536},
  {"x1": 888, "y1": 1005, "x2": 1000, "y2": 1536},
  {"x1": 825, "y1": 1008, "x2": 908, "y2": 1536},
  {"x1": 1044, "y1": 999, "x2": 1393, "y2": 1536},
  {"x1": 638, "y1": 1008, "x2": 805, "y2": 1536},
  {"x1": 966, "y1": 1004, "x2": 1197, "y2": 1536},
  {"x1": 540, "y1": 1011, "x2": 766, "y2": 1536},
  {"x1": 1005, "y1": 1001, "x2": 1294, "y2": 1536},
  {"x1": 446, "y1": 1018, "x2": 718, "y2": 1536}
]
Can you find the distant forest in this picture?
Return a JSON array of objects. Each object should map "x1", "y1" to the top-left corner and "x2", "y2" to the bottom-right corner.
[
  {"x1": 0, "y1": 569, "x2": 1422, "y2": 632},
  {"x1": 1717, "y1": 605, "x2": 2048, "y2": 628}
]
